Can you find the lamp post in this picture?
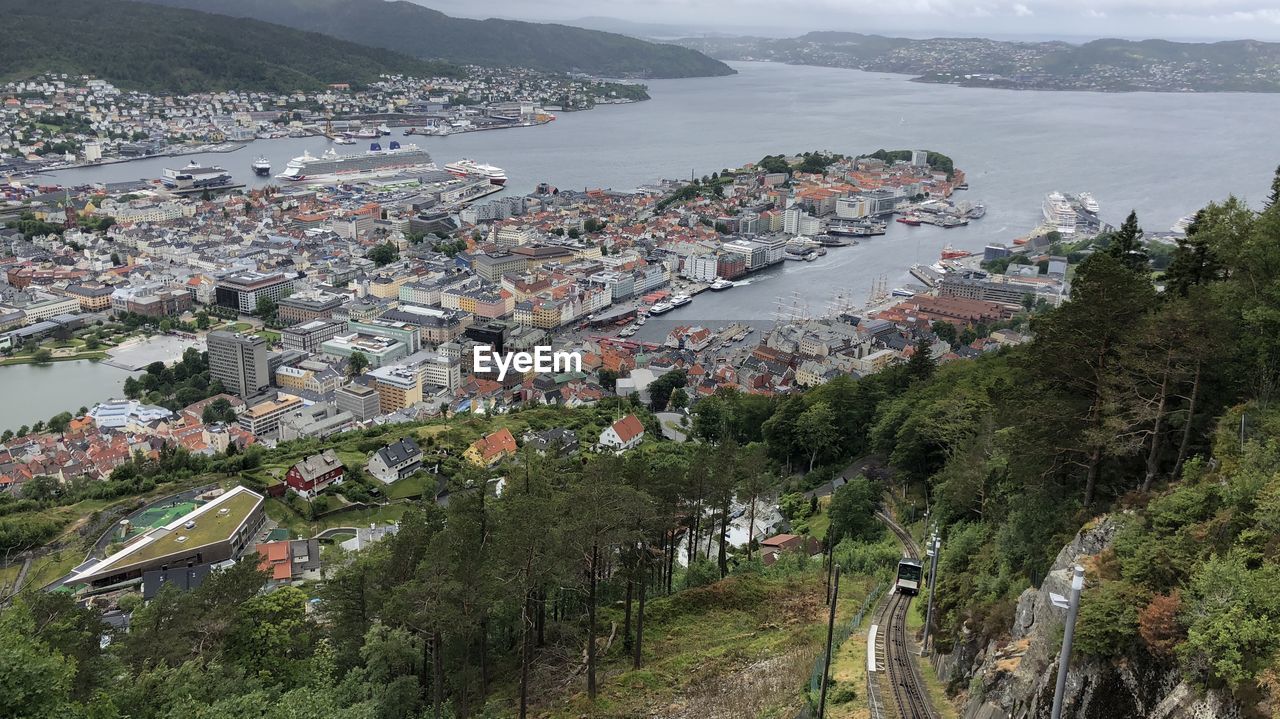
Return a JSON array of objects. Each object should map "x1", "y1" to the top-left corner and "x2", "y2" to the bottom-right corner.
[
  {"x1": 921, "y1": 531, "x2": 940, "y2": 654},
  {"x1": 1050, "y1": 565, "x2": 1086, "y2": 719}
]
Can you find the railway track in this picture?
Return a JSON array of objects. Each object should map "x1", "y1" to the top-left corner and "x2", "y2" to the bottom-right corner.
[{"x1": 875, "y1": 511, "x2": 938, "y2": 719}]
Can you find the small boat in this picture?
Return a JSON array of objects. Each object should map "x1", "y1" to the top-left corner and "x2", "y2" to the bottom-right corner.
[
  {"x1": 333, "y1": 136, "x2": 356, "y2": 145},
  {"x1": 892, "y1": 287, "x2": 916, "y2": 297},
  {"x1": 635, "y1": 315, "x2": 647, "y2": 326},
  {"x1": 619, "y1": 325, "x2": 638, "y2": 337},
  {"x1": 377, "y1": 124, "x2": 392, "y2": 136}
]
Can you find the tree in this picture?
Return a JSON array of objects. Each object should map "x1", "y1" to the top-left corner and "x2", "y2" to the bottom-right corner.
[
  {"x1": 1266, "y1": 164, "x2": 1280, "y2": 210},
  {"x1": 255, "y1": 295, "x2": 277, "y2": 320},
  {"x1": 368, "y1": 242, "x2": 399, "y2": 267},
  {"x1": 1108, "y1": 210, "x2": 1149, "y2": 272},
  {"x1": 796, "y1": 401, "x2": 838, "y2": 473},
  {"x1": 32, "y1": 348, "x2": 53, "y2": 364},
  {"x1": 931, "y1": 321, "x2": 958, "y2": 348},
  {"x1": 827, "y1": 475, "x2": 879, "y2": 545},
  {"x1": 1024, "y1": 251, "x2": 1156, "y2": 506},
  {"x1": 0, "y1": 602, "x2": 76, "y2": 718},
  {"x1": 347, "y1": 351, "x2": 370, "y2": 378},
  {"x1": 46, "y1": 412, "x2": 72, "y2": 434},
  {"x1": 907, "y1": 337, "x2": 936, "y2": 381},
  {"x1": 110, "y1": 251, "x2": 121, "y2": 266},
  {"x1": 202, "y1": 397, "x2": 236, "y2": 425}
]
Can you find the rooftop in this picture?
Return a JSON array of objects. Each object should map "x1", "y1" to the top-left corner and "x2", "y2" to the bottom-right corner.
[{"x1": 70, "y1": 487, "x2": 263, "y2": 581}]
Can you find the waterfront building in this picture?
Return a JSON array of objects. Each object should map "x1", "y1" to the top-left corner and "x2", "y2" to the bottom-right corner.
[{"x1": 207, "y1": 331, "x2": 270, "y2": 398}]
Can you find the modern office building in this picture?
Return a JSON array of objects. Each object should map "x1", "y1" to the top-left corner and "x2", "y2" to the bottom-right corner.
[
  {"x1": 335, "y1": 382, "x2": 381, "y2": 421},
  {"x1": 215, "y1": 272, "x2": 294, "y2": 314},
  {"x1": 207, "y1": 331, "x2": 270, "y2": 397},
  {"x1": 320, "y1": 333, "x2": 408, "y2": 369},
  {"x1": 277, "y1": 290, "x2": 345, "y2": 324},
  {"x1": 238, "y1": 395, "x2": 303, "y2": 436},
  {"x1": 367, "y1": 365, "x2": 423, "y2": 414},
  {"x1": 282, "y1": 320, "x2": 345, "y2": 354}
]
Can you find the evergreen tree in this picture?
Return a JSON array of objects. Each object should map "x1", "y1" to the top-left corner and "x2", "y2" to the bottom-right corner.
[{"x1": 1108, "y1": 210, "x2": 1149, "y2": 272}]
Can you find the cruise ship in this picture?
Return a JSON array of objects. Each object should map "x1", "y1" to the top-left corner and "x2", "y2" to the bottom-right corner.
[
  {"x1": 1042, "y1": 191, "x2": 1102, "y2": 236},
  {"x1": 251, "y1": 156, "x2": 271, "y2": 176},
  {"x1": 444, "y1": 159, "x2": 508, "y2": 186},
  {"x1": 161, "y1": 161, "x2": 234, "y2": 191},
  {"x1": 276, "y1": 142, "x2": 434, "y2": 182}
]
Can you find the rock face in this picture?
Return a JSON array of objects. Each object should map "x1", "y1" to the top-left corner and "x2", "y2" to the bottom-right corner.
[{"x1": 942, "y1": 516, "x2": 1242, "y2": 719}]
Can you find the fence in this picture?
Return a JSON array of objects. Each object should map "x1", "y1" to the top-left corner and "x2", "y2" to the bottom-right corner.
[{"x1": 797, "y1": 580, "x2": 887, "y2": 718}]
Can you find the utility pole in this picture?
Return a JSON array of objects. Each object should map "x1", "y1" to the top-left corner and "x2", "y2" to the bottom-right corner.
[
  {"x1": 818, "y1": 564, "x2": 841, "y2": 719},
  {"x1": 921, "y1": 531, "x2": 940, "y2": 654},
  {"x1": 1050, "y1": 565, "x2": 1086, "y2": 719}
]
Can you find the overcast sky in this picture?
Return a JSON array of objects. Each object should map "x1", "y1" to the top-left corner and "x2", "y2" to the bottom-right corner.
[{"x1": 416, "y1": 0, "x2": 1280, "y2": 42}]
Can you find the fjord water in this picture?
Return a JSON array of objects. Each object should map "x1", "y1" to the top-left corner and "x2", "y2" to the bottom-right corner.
[{"x1": 9, "y1": 61, "x2": 1279, "y2": 427}]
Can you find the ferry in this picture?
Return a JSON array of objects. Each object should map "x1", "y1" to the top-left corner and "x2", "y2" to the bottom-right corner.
[
  {"x1": 709, "y1": 278, "x2": 735, "y2": 291},
  {"x1": 332, "y1": 135, "x2": 357, "y2": 145},
  {"x1": 251, "y1": 156, "x2": 271, "y2": 176},
  {"x1": 670, "y1": 294, "x2": 692, "y2": 308},
  {"x1": 444, "y1": 159, "x2": 508, "y2": 186},
  {"x1": 354, "y1": 127, "x2": 380, "y2": 139},
  {"x1": 277, "y1": 142, "x2": 434, "y2": 183},
  {"x1": 648, "y1": 301, "x2": 674, "y2": 315}
]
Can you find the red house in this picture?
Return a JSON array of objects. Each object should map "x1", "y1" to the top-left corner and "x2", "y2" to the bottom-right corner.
[{"x1": 285, "y1": 450, "x2": 345, "y2": 499}]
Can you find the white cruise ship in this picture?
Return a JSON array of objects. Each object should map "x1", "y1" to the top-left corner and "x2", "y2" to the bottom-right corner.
[
  {"x1": 276, "y1": 141, "x2": 434, "y2": 182},
  {"x1": 1042, "y1": 191, "x2": 1101, "y2": 236},
  {"x1": 444, "y1": 159, "x2": 508, "y2": 186}
]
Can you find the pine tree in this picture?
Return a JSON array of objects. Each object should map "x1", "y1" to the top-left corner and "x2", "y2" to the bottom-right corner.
[
  {"x1": 1266, "y1": 164, "x2": 1280, "y2": 209},
  {"x1": 1108, "y1": 210, "x2": 1149, "y2": 272}
]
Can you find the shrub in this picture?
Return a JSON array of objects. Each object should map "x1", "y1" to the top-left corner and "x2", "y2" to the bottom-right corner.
[{"x1": 1074, "y1": 579, "x2": 1149, "y2": 657}]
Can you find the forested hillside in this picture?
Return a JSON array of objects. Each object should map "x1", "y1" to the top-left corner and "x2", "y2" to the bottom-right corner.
[
  {"x1": 142, "y1": 0, "x2": 736, "y2": 79},
  {"x1": 0, "y1": 0, "x2": 461, "y2": 93},
  {"x1": 2, "y1": 169, "x2": 1280, "y2": 716}
]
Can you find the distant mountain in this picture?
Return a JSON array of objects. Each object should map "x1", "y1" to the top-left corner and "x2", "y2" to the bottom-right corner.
[
  {"x1": 141, "y1": 0, "x2": 735, "y2": 79},
  {"x1": 0, "y1": 0, "x2": 461, "y2": 94},
  {"x1": 678, "y1": 32, "x2": 1280, "y2": 92}
]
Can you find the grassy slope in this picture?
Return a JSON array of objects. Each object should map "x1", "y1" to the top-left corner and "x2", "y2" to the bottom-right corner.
[{"x1": 0, "y1": 0, "x2": 460, "y2": 93}]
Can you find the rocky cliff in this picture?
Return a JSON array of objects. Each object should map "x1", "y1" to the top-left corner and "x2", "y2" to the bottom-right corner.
[{"x1": 935, "y1": 516, "x2": 1242, "y2": 719}]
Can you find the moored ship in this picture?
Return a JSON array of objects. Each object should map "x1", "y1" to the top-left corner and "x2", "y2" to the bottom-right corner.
[
  {"x1": 161, "y1": 160, "x2": 233, "y2": 191},
  {"x1": 445, "y1": 159, "x2": 508, "y2": 186},
  {"x1": 277, "y1": 142, "x2": 434, "y2": 182},
  {"x1": 251, "y1": 156, "x2": 271, "y2": 176}
]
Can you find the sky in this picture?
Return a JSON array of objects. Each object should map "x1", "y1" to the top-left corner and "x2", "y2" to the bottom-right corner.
[{"x1": 415, "y1": 0, "x2": 1280, "y2": 42}]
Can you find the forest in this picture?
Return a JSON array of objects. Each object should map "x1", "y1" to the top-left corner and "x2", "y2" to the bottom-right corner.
[
  {"x1": 0, "y1": 0, "x2": 462, "y2": 93},
  {"x1": 2, "y1": 168, "x2": 1280, "y2": 717}
]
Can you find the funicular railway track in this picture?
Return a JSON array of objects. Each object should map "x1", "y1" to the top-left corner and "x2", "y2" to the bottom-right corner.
[{"x1": 875, "y1": 511, "x2": 938, "y2": 719}]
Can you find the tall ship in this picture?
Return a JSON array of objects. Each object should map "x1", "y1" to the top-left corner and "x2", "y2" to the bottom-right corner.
[
  {"x1": 276, "y1": 142, "x2": 433, "y2": 182},
  {"x1": 1042, "y1": 191, "x2": 1102, "y2": 236},
  {"x1": 161, "y1": 161, "x2": 234, "y2": 191},
  {"x1": 251, "y1": 156, "x2": 271, "y2": 176},
  {"x1": 444, "y1": 159, "x2": 508, "y2": 186}
]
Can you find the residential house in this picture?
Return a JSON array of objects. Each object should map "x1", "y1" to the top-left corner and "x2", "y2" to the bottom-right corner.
[
  {"x1": 463, "y1": 427, "x2": 517, "y2": 467},
  {"x1": 366, "y1": 437, "x2": 423, "y2": 484},
  {"x1": 284, "y1": 449, "x2": 344, "y2": 498},
  {"x1": 599, "y1": 414, "x2": 645, "y2": 452}
]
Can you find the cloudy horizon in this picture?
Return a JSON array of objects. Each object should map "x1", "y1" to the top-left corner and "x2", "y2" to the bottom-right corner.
[{"x1": 413, "y1": 0, "x2": 1280, "y2": 42}]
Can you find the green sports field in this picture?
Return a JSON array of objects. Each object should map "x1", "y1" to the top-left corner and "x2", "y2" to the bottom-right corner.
[{"x1": 122, "y1": 500, "x2": 201, "y2": 539}]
